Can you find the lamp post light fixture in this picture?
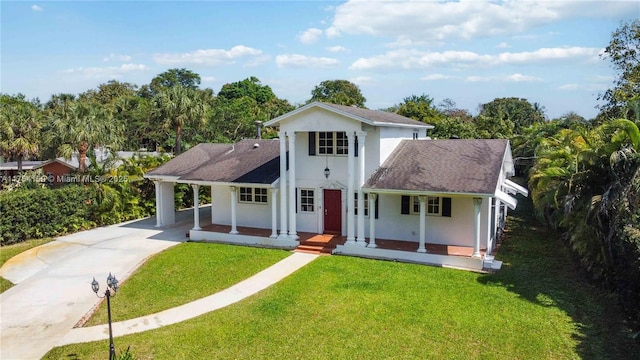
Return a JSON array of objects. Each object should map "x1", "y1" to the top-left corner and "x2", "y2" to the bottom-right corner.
[{"x1": 91, "y1": 273, "x2": 119, "y2": 360}]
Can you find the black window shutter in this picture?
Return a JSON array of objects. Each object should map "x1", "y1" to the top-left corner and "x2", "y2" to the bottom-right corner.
[
  {"x1": 308, "y1": 132, "x2": 316, "y2": 156},
  {"x1": 375, "y1": 196, "x2": 379, "y2": 219},
  {"x1": 401, "y1": 195, "x2": 410, "y2": 214},
  {"x1": 295, "y1": 188, "x2": 298, "y2": 213},
  {"x1": 442, "y1": 197, "x2": 452, "y2": 217},
  {"x1": 354, "y1": 136, "x2": 358, "y2": 157}
]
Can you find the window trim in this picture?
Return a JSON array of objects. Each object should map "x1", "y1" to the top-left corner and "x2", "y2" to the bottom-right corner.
[
  {"x1": 354, "y1": 192, "x2": 370, "y2": 217},
  {"x1": 411, "y1": 196, "x2": 441, "y2": 215},
  {"x1": 238, "y1": 187, "x2": 269, "y2": 205},
  {"x1": 298, "y1": 188, "x2": 315, "y2": 213},
  {"x1": 402, "y1": 195, "x2": 451, "y2": 217},
  {"x1": 317, "y1": 131, "x2": 349, "y2": 156}
]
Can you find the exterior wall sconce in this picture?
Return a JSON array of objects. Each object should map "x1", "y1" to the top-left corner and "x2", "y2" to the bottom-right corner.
[{"x1": 324, "y1": 167, "x2": 330, "y2": 179}]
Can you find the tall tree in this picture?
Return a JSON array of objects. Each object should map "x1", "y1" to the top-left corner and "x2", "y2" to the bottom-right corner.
[
  {"x1": 218, "y1": 77, "x2": 276, "y2": 104},
  {"x1": 395, "y1": 94, "x2": 442, "y2": 124},
  {"x1": 308, "y1": 80, "x2": 366, "y2": 107},
  {"x1": 599, "y1": 19, "x2": 640, "y2": 118},
  {"x1": 152, "y1": 85, "x2": 207, "y2": 154},
  {"x1": 477, "y1": 97, "x2": 546, "y2": 137},
  {"x1": 50, "y1": 99, "x2": 123, "y2": 172},
  {"x1": 149, "y1": 68, "x2": 201, "y2": 95},
  {"x1": 0, "y1": 94, "x2": 42, "y2": 170},
  {"x1": 79, "y1": 80, "x2": 138, "y2": 106}
]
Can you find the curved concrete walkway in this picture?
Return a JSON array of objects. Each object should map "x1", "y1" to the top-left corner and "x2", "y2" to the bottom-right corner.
[
  {"x1": 0, "y1": 209, "x2": 197, "y2": 360},
  {"x1": 58, "y1": 252, "x2": 318, "y2": 346}
]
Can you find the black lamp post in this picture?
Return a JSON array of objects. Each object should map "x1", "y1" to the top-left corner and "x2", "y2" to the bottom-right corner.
[{"x1": 91, "y1": 273, "x2": 119, "y2": 360}]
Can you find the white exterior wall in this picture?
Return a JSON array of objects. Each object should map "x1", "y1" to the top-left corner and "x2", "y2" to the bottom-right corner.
[
  {"x1": 158, "y1": 182, "x2": 175, "y2": 226},
  {"x1": 371, "y1": 194, "x2": 491, "y2": 248},
  {"x1": 379, "y1": 127, "x2": 418, "y2": 164},
  {"x1": 210, "y1": 184, "x2": 274, "y2": 229}
]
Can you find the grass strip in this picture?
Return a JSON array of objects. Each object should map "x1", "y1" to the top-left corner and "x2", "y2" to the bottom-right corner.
[{"x1": 83, "y1": 242, "x2": 290, "y2": 326}]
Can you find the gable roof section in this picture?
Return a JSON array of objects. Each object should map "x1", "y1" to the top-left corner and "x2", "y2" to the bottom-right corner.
[
  {"x1": 145, "y1": 139, "x2": 282, "y2": 184},
  {"x1": 264, "y1": 101, "x2": 433, "y2": 129},
  {"x1": 364, "y1": 139, "x2": 509, "y2": 195}
]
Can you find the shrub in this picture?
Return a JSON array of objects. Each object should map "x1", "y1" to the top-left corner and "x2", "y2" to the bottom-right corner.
[{"x1": 0, "y1": 186, "x2": 96, "y2": 245}]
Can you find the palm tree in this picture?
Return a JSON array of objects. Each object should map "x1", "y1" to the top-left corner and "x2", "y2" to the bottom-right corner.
[
  {"x1": 0, "y1": 96, "x2": 42, "y2": 171},
  {"x1": 152, "y1": 85, "x2": 207, "y2": 154},
  {"x1": 50, "y1": 99, "x2": 123, "y2": 172}
]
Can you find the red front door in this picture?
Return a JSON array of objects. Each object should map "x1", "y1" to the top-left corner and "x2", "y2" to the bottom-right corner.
[{"x1": 324, "y1": 189, "x2": 342, "y2": 234}]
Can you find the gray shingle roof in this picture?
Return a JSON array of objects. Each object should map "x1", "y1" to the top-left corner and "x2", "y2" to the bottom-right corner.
[
  {"x1": 364, "y1": 139, "x2": 509, "y2": 194},
  {"x1": 146, "y1": 139, "x2": 282, "y2": 184},
  {"x1": 322, "y1": 103, "x2": 431, "y2": 127}
]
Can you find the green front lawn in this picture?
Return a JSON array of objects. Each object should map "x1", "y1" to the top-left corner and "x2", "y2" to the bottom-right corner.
[
  {"x1": 45, "y1": 197, "x2": 639, "y2": 359},
  {"x1": 84, "y1": 242, "x2": 290, "y2": 326},
  {"x1": 0, "y1": 238, "x2": 54, "y2": 293}
]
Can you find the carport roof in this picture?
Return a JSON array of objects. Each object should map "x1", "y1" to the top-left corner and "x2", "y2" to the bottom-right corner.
[{"x1": 145, "y1": 139, "x2": 282, "y2": 184}]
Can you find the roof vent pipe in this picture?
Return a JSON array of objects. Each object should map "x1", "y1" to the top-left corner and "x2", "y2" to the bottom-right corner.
[{"x1": 255, "y1": 121, "x2": 263, "y2": 139}]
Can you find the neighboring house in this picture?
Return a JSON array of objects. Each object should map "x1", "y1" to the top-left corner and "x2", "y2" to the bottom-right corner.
[
  {"x1": 144, "y1": 102, "x2": 527, "y2": 271},
  {"x1": 0, "y1": 157, "x2": 88, "y2": 186}
]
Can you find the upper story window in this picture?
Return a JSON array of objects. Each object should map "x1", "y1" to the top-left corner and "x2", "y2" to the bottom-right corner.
[
  {"x1": 239, "y1": 187, "x2": 268, "y2": 204},
  {"x1": 413, "y1": 130, "x2": 419, "y2": 140},
  {"x1": 318, "y1": 131, "x2": 348, "y2": 155}
]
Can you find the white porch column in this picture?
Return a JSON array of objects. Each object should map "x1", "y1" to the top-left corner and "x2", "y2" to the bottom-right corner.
[
  {"x1": 367, "y1": 193, "x2": 377, "y2": 248},
  {"x1": 491, "y1": 198, "x2": 501, "y2": 254},
  {"x1": 346, "y1": 132, "x2": 356, "y2": 245},
  {"x1": 270, "y1": 188, "x2": 278, "y2": 238},
  {"x1": 154, "y1": 180, "x2": 162, "y2": 227},
  {"x1": 473, "y1": 197, "x2": 483, "y2": 258},
  {"x1": 191, "y1": 184, "x2": 201, "y2": 231},
  {"x1": 356, "y1": 131, "x2": 367, "y2": 246},
  {"x1": 287, "y1": 132, "x2": 298, "y2": 239},
  {"x1": 211, "y1": 185, "x2": 215, "y2": 224},
  {"x1": 418, "y1": 195, "x2": 427, "y2": 253},
  {"x1": 229, "y1": 186, "x2": 239, "y2": 234},
  {"x1": 278, "y1": 131, "x2": 288, "y2": 238}
]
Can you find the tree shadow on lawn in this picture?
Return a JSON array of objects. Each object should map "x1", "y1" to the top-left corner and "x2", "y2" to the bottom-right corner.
[{"x1": 478, "y1": 194, "x2": 640, "y2": 359}]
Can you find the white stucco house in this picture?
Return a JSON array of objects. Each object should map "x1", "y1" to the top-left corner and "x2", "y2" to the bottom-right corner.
[{"x1": 144, "y1": 102, "x2": 527, "y2": 272}]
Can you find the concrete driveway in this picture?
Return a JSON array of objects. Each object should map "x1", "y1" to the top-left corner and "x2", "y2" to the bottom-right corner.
[{"x1": 0, "y1": 208, "x2": 203, "y2": 360}]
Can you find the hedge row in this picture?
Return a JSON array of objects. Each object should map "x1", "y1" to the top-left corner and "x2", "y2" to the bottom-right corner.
[{"x1": 0, "y1": 186, "x2": 97, "y2": 245}]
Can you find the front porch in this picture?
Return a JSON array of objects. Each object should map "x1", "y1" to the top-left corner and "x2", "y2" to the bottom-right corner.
[{"x1": 190, "y1": 224, "x2": 501, "y2": 272}]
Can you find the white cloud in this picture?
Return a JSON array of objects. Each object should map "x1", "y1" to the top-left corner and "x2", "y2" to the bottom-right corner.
[
  {"x1": 62, "y1": 63, "x2": 148, "y2": 79},
  {"x1": 298, "y1": 28, "x2": 323, "y2": 44},
  {"x1": 275, "y1": 54, "x2": 339, "y2": 69},
  {"x1": 464, "y1": 73, "x2": 542, "y2": 83},
  {"x1": 349, "y1": 76, "x2": 373, "y2": 86},
  {"x1": 506, "y1": 73, "x2": 542, "y2": 82},
  {"x1": 329, "y1": 1, "x2": 637, "y2": 43},
  {"x1": 153, "y1": 45, "x2": 263, "y2": 66},
  {"x1": 103, "y1": 53, "x2": 132, "y2": 62},
  {"x1": 558, "y1": 84, "x2": 580, "y2": 91},
  {"x1": 421, "y1": 74, "x2": 451, "y2": 81},
  {"x1": 325, "y1": 26, "x2": 340, "y2": 38},
  {"x1": 496, "y1": 42, "x2": 510, "y2": 49},
  {"x1": 326, "y1": 45, "x2": 348, "y2": 53},
  {"x1": 465, "y1": 76, "x2": 491, "y2": 83},
  {"x1": 31, "y1": 4, "x2": 43, "y2": 12},
  {"x1": 201, "y1": 76, "x2": 215, "y2": 83},
  {"x1": 350, "y1": 47, "x2": 601, "y2": 70}
]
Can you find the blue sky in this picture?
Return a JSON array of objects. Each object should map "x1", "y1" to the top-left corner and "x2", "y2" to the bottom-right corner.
[{"x1": 1, "y1": 1, "x2": 638, "y2": 119}]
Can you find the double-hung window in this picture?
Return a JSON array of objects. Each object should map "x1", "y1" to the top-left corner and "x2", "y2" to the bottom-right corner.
[
  {"x1": 318, "y1": 131, "x2": 348, "y2": 155},
  {"x1": 354, "y1": 192, "x2": 369, "y2": 216},
  {"x1": 402, "y1": 195, "x2": 451, "y2": 217},
  {"x1": 238, "y1": 187, "x2": 268, "y2": 204},
  {"x1": 299, "y1": 189, "x2": 315, "y2": 213}
]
